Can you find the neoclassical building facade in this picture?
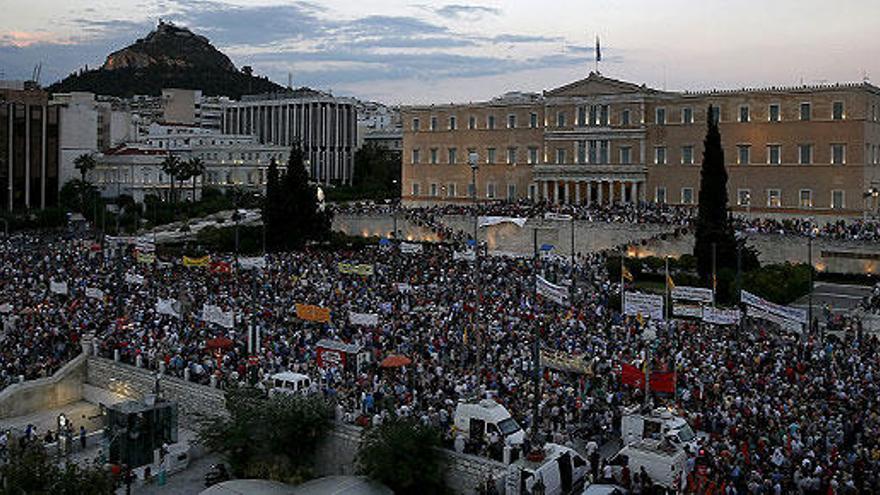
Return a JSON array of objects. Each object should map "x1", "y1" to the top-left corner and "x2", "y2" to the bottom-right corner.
[{"x1": 402, "y1": 73, "x2": 880, "y2": 215}]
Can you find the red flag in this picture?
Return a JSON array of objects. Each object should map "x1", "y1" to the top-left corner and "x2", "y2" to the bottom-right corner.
[
  {"x1": 210, "y1": 261, "x2": 231, "y2": 274},
  {"x1": 650, "y1": 371, "x2": 677, "y2": 393},
  {"x1": 621, "y1": 363, "x2": 646, "y2": 388}
]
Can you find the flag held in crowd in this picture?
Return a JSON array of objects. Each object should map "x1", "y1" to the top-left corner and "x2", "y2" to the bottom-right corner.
[
  {"x1": 295, "y1": 303, "x2": 331, "y2": 323},
  {"x1": 201, "y1": 304, "x2": 235, "y2": 328},
  {"x1": 156, "y1": 298, "x2": 181, "y2": 318},
  {"x1": 210, "y1": 261, "x2": 232, "y2": 274}
]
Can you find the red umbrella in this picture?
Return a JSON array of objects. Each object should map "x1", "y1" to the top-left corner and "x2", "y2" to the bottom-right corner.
[
  {"x1": 379, "y1": 354, "x2": 412, "y2": 368},
  {"x1": 205, "y1": 336, "x2": 234, "y2": 350}
]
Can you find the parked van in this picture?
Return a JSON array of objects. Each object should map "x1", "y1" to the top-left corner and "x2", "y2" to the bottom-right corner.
[
  {"x1": 606, "y1": 439, "x2": 687, "y2": 491},
  {"x1": 454, "y1": 399, "x2": 525, "y2": 446},
  {"x1": 508, "y1": 443, "x2": 589, "y2": 495},
  {"x1": 267, "y1": 372, "x2": 312, "y2": 397},
  {"x1": 620, "y1": 406, "x2": 698, "y2": 451}
]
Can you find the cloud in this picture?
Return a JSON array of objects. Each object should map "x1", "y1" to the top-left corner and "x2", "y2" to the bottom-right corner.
[
  {"x1": 0, "y1": 31, "x2": 77, "y2": 48},
  {"x1": 492, "y1": 34, "x2": 563, "y2": 44},
  {"x1": 433, "y1": 4, "x2": 501, "y2": 19}
]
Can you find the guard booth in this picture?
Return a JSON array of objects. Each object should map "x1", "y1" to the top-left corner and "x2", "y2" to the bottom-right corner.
[
  {"x1": 105, "y1": 397, "x2": 178, "y2": 468},
  {"x1": 315, "y1": 339, "x2": 370, "y2": 374}
]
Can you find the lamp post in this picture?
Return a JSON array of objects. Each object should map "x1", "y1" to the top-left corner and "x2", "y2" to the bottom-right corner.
[
  {"x1": 808, "y1": 226, "x2": 818, "y2": 335},
  {"x1": 468, "y1": 152, "x2": 480, "y2": 365}
]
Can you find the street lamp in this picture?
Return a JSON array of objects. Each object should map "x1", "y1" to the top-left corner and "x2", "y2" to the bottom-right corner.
[
  {"x1": 468, "y1": 152, "x2": 480, "y2": 366},
  {"x1": 808, "y1": 225, "x2": 818, "y2": 334}
]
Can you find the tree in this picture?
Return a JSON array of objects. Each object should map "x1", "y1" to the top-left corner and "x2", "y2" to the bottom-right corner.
[
  {"x1": 197, "y1": 386, "x2": 332, "y2": 484},
  {"x1": 73, "y1": 153, "x2": 97, "y2": 182},
  {"x1": 357, "y1": 418, "x2": 447, "y2": 494},
  {"x1": 0, "y1": 441, "x2": 115, "y2": 494},
  {"x1": 352, "y1": 144, "x2": 401, "y2": 198},
  {"x1": 186, "y1": 157, "x2": 207, "y2": 202},
  {"x1": 693, "y1": 105, "x2": 737, "y2": 287},
  {"x1": 60, "y1": 179, "x2": 99, "y2": 217},
  {"x1": 263, "y1": 158, "x2": 284, "y2": 249},
  {"x1": 160, "y1": 154, "x2": 185, "y2": 204}
]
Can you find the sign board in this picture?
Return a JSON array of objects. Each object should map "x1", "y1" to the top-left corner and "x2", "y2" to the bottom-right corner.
[
  {"x1": 624, "y1": 291, "x2": 665, "y2": 320},
  {"x1": 741, "y1": 290, "x2": 807, "y2": 324},
  {"x1": 671, "y1": 286, "x2": 714, "y2": 303},
  {"x1": 537, "y1": 275, "x2": 569, "y2": 305},
  {"x1": 702, "y1": 306, "x2": 741, "y2": 326},
  {"x1": 673, "y1": 303, "x2": 703, "y2": 318}
]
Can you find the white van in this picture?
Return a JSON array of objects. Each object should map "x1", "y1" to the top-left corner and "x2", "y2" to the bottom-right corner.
[
  {"x1": 620, "y1": 406, "x2": 698, "y2": 452},
  {"x1": 454, "y1": 399, "x2": 525, "y2": 446},
  {"x1": 267, "y1": 372, "x2": 313, "y2": 397},
  {"x1": 606, "y1": 439, "x2": 687, "y2": 491},
  {"x1": 509, "y1": 443, "x2": 589, "y2": 495}
]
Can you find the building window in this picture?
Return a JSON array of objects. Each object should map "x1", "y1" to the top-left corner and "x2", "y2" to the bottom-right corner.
[
  {"x1": 654, "y1": 146, "x2": 667, "y2": 165},
  {"x1": 412, "y1": 183, "x2": 420, "y2": 196},
  {"x1": 507, "y1": 148, "x2": 517, "y2": 165},
  {"x1": 579, "y1": 106, "x2": 588, "y2": 127},
  {"x1": 831, "y1": 190, "x2": 845, "y2": 209},
  {"x1": 588, "y1": 141, "x2": 597, "y2": 163},
  {"x1": 768, "y1": 104, "x2": 780, "y2": 122},
  {"x1": 738, "y1": 189, "x2": 751, "y2": 207},
  {"x1": 620, "y1": 146, "x2": 632, "y2": 165},
  {"x1": 508, "y1": 114, "x2": 517, "y2": 129},
  {"x1": 487, "y1": 115, "x2": 496, "y2": 130},
  {"x1": 486, "y1": 183, "x2": 496, "y2": 199},
  {"x1": 430, "y1": 116, "x2": 438, "y2": 131},
  {"x1": 556, "y1": 112, "x2": 566, "y2": 128},
  {"x1": 738, "y1": 105, "x2": 750, "y2": 123},
  {"x1": 709, "y1": 106, "x2": 720, "y2": 124},
  {"x1": 556, "y1": 148, "x2": 566, "y2": 164},
  {"x1": 682, "y1": 107, "x2": 693, "y2": 124},
  {"x1": 448, "y1": 148, "x2": 457, "y2": 164},
  {"x1": 529, "y1": 113, "x2": 538, "y2": 128},
  {"x1": 767, "y1": 145, "x2": 781, "y2": 165},
  {"x1": 832, "y1": 101, "x2": 845, "y2": 120},
  {"x1": 621, "y1": 109, "x2": 631, "y2": 126},
  {"x1": 487, "y1": 148, "x2": 496, "y2": 164},
  {"x1": 430, "y1": 148, "x2": 438, "y2": 164},
  {"x1": 449, "y1": 116, "x2": 457, "y2": 130},
  {"x1": 467, "y1": 183, "x2": 475, "y2": 197},
  {"x1": 507, "y1": 183, "x2": 516, "y2": 200},
  {"x1": 655, "y1": 107, "x2": 666, "y2": 125},
  {"x1": 655, "y1": 187, "x2": 667, "y2": 204},
  {"x1": 412, "y1": 118, "x2": 420, "y2": 131},
  {"x1": 528, "y1": 147, "x2": 539, "y2": 165},
  {"x1": 529, "y1": 184, "x2": 537, "y2": 200},
  {"x1": 681, "y1": 187, "x2": 694, "y2": 205},
  {"x1": 737, "y1": 145, "x2": 751, "y2": 165},
  {"x1": 831, "y1": 144, "x2": 846, "y2": 165},
  {"x1": 448, "y1": 183, "x2": 456, "y2": 197},
  {"x1": 577, "y1": 141, "x2": 587, "y2": 164},
  {"x1": 767, "y1": 189, "x2": 781, "y2": 207},
  {"x1": 799, "y1": 189, "x2": 813, "y2": 208},
  {"x1": 412, "y1": 149, "x2": 420, "y2": 164},
  {"x1": 681, "y1": 145, "x2": 694, "y2": 165},
  {"x1": 798, "y1": 144, "x2": 813, "y2": 165},
  {"x1": 468, "y1": 116, "x2": 476, "y2": 129},
  {"x1": 600, "y1": 105, "x2": 609, "y2": 126},
  {"x1": 599, "y1": 140, "x2": 609, "y2": 164},
  {"x1": 800, "y1": 102, "x2": 811, "y2": 121},
  {"x1": 430, "y1": 183, "x2": 438, "y2": 197}
]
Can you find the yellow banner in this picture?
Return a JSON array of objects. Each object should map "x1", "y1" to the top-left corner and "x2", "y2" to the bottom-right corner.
[
  {"x1": 540, "y1": 349, "x2": 593, "y2": 375},
  {"x1": 137, "y1": 252, "x2": 156, "y2": 264},
  {"x1": 296, "y1": 303, "x2": 331, "y2": 323},
  {"x1": 183, "y1": 255, "x2": 211, "y2": 267},
  {"x1": 338, "y1": 262, "x2": 374, "y2": 276}
]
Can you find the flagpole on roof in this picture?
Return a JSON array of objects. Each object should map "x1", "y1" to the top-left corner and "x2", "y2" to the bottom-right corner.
[{"x1": 595, "y1": 35, "x2": 601, "y2": 74}]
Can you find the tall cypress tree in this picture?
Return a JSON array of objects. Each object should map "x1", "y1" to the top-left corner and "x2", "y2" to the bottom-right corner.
[
  {"x1": 694, "y1": 105, "x2": 737, "y2": 286},
  {"x1": 266, "y1": 141, "x2": 331, "y2": 250},
  {"x1": 263, "y1": 158, "x2": 283, "y2": 251}
]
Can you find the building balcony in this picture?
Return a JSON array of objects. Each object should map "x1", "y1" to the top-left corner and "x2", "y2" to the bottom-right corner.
[{"x1": 533, "y1": 163, "x2": 648, "y2": 182}]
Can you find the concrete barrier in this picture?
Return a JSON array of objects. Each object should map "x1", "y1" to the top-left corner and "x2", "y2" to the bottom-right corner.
[{"x1": 0, "y1": 353, "x2": 86, "y2": 419}]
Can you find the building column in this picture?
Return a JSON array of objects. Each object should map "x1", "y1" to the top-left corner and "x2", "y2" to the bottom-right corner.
[
  {"x1": 574, "y1": 181, "x2": 581, "y2": 205},
  {"x1": 563, "y1": 181, "x2": 570, "y2": 204},
  {"x1": 597, "y1": 181, "x2": 604, "y2": 205},
  {"x1": 631, "y1": 181, "x2": 638, "y2": 205},
  {"x1": 586, "y1": 181, "x2": 592, "y2": 206},
  {"x1": 620, "y1": 181, "x2": 627, "y2": 204},
  {"x1": 542, "y1": 181, "x2": 549, "y2": 202},
  {"x1": 608, "y1": 180, "x2": 615, "y2": 204}
]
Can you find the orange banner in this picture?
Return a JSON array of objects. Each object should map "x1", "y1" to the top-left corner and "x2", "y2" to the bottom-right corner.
[{"x1": 295, "y1": 303, "x2": 331, "y2": 323}]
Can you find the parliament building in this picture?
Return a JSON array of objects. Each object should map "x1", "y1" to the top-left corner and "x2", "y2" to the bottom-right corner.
[{"x1": 402, "y1": 73, "x2": 880, "y2": 215}]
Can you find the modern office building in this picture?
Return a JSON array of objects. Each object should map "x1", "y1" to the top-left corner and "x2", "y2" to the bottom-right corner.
[
  {"x1": 402, "y1": 73, "x2": 880, "y2": 215},
  {"x1": 0, "y1": 88, "x2": 60, "y2": 211},
  {"x1": 220, "y1": 89, "x2": 357, "y2": 185}
]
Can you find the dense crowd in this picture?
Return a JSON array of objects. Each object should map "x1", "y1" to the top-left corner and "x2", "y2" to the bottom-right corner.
[{"x1": 1, "y1": 225, "x2": 879, "y2": 493}]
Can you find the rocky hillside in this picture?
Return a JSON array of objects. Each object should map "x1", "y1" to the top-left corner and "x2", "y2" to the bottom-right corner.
[{"x1": 48, "y1": 22, "x2": 283, "y2": 98}]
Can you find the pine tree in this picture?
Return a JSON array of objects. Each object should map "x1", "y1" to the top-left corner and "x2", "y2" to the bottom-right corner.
[
  {"x1": 263, "y1": 158, "x2": 283, "y2": 251},
  {"x1": 694, "y1": 105, "x2": 737, "y2": 286}
]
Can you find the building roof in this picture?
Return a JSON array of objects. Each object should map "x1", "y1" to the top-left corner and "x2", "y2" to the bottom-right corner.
[
  {"x1": 545, "y1": 72, "x2": 663, "y2": 97},
  {"x1": 104, "y1": 144, "x2": 169, "y2": 156}
]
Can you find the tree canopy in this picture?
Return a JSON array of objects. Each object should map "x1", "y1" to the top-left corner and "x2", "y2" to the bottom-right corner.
[{"x1": 357, "y1": 418, "x2": 447, "y2": 494}]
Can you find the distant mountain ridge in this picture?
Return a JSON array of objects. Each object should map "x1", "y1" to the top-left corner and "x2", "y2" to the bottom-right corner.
[{"x1": 48, "y1": 21, "x2": 283, "y2": 98}]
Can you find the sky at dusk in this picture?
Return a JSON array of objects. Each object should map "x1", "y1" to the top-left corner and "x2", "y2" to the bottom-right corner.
[{"x1": 1, "y1": 0, "x2": 878, "y2": 104}]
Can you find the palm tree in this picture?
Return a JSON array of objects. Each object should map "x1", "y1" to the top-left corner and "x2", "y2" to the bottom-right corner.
[
  {"x1": 186, "y1": 157, "x2": 207, "y2": 202},
  {"x1": 160, "y1": 154, "x2": 184, "y2": 204},
  {"x1": 73, "y1": 153, "x2": 96, "y2": 182}
]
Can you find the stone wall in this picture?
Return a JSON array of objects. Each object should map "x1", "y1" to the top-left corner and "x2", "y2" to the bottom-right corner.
[{"x1": 0, "y1": 353, "x2": 86, "y2": 419}]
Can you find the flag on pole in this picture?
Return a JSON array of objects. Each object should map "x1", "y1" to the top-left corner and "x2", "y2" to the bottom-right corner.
[
  {"x1": 595, "y1": 36, "x2": 601, "y2": 62},
  {"x1": 667, "y1": 274, "x2": 676, "y2": 290},
  {"x1": 622, "y1": 265, "x2": 634, "y2": 282}
]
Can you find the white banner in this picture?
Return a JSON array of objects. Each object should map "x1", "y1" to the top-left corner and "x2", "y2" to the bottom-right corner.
[
  {"x1": 671, "y1": 286, "x2": 714, "y2": 304},
  {"x1": 349, "y1": 312, "x2": 379, "y2": 326},
  {"x1": 400, "y1": 242, "x2": 423, "y2": 254},
  {"x1": 136, "y1": 239, "x2": 155, "y2": 253},
  {"x1": 202, "y1": 304, "x2": 234, "y2": 328},
  {"x1": 239, "y1": 256, "x2": 267, "y2": 270},
  {"x1": 624, "y1": 291, "x2": 665, "y2": 320},
  {"x1": 125, "y1": 273, "x2": 145, "y2": 285},
  {"x1": 536, "y1": 275, "x2": 569, "y2": 305},
  {"x1": 702, "y1": 307, "x2": 741, "y2": 326},
  {"x1": 478, "y1": 216, "x2": 528, "y2": 228},
  {"x1": 543, "y1": 212, "x2": 573, "y2": 221},
  {"x1": 453, "y1": 249, "x2": 476, "y2": 262},
  {"x1": 741, "y1": 290, "x2": 807, "y2": 324},
  {"x1": 395, "y1": 283, "x2": 413, "y2": 293},
  {"x1": 85, "y1": 287, "x2": 104, "y2": 300},
  {"x1": 0, "y1": 303, "x2": 11, "y2": 314},
  {"x1": 673, "y1": 304, "x2": 703, "y2": 318},
  {"x1": 747, "y1": 306, "x2": 803, "y2": 333},
  {"x1": 156, "y1": 298, "x2": 181, "y2": 318},
  {"x1": 50, "y1": 281, "x2": 68, "y2": 295}
]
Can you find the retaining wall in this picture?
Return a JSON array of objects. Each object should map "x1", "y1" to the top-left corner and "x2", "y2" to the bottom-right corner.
[{"x1": 0, "y1": 353, "x2": 86, "y2": 419}]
